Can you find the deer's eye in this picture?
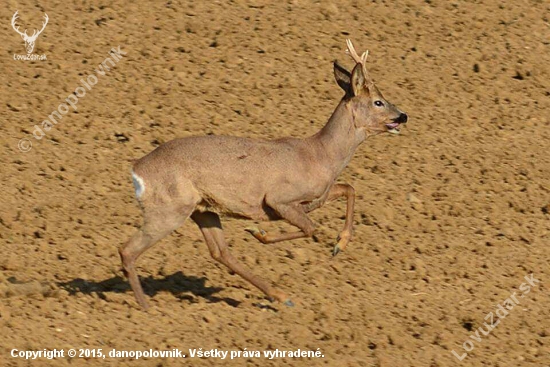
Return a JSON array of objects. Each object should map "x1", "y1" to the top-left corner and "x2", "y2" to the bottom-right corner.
[{"x1": 374, "y1": 100, "x2": 384, "y2": 107}]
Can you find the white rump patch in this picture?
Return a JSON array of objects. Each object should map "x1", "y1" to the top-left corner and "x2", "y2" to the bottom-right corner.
[{"x1": 131, "y1": 170, "x2": 146, "y2": 198}]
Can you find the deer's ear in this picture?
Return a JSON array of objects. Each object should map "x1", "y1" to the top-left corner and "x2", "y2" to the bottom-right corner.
[
  {"x1": 333, "y1": 61, "x2": 351, "y2": 94},
  {"x1": 350, "y1": 63, "x2": 368, "y2": 97}
]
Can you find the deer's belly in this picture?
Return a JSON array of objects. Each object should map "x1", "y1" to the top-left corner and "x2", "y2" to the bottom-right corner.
[{"x1": 195, "y1": 195, "x2": 274, "y2": 221}]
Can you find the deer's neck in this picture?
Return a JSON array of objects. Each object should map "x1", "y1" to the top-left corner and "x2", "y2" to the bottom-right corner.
[{"x1": 310, "y1": 99, "x2": 364, "y2": 176}]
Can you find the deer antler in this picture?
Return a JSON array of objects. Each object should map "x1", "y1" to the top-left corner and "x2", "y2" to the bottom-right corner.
[
  {"x1": 346, "y1": 39, "x2": 368, "y2": 64},
  {"x1": 11, "y1": 11, "x2": 27, "y2": 38},
  {"x1": 345, "y1": 39, "x2": 373, "y2": 84}
]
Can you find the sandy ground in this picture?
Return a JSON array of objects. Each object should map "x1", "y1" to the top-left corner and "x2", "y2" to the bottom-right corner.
[{"x1": 1, "y1": 0, "x2": 549, "y2": 366}]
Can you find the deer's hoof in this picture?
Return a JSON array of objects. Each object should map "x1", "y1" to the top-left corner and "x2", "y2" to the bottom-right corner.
[
  {"x1": 333, "y1": 231, "x2": 351, "y2": 256},
  {"x1": 245, "y1": 227, "x2": 266, "y2": 236},
  {"x1": 245, "y1": 227, "x2": 268, "y2": 243},
  {"x1": 283, "y1": 299, "x2": 295, "y2": 307}
]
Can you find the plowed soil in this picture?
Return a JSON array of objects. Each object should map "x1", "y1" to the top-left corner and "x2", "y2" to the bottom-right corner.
[{"x1": 1, "y1": 1, "x2": 549, "y2": 366}]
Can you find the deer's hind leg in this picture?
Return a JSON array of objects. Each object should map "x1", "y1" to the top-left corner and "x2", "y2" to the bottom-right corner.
[
  {"x1": 191, "y1": 211, "x2": 293, "y2": 306},
  {"x1": 119, "y1": 201, "x2": 197, "y2": 309}
]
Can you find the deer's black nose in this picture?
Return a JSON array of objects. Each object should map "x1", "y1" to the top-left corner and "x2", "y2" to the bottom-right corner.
[{"x1": 396, "y1": 113, "x2": 408, "y2": 124}]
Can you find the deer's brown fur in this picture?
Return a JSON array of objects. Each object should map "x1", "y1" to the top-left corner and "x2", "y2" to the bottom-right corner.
[{"x1": 119, "y1": 40, "x2": 408, "y2": 309}]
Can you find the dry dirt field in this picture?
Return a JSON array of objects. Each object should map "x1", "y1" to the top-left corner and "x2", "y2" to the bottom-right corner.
[{"x1": 1, "y1": 0, "x2": 549, "y2": 366}]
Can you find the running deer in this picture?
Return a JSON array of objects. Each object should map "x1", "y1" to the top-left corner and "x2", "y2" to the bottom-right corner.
[{"x1": 120, "y1": 39, "x2": 408, "y2": 309}]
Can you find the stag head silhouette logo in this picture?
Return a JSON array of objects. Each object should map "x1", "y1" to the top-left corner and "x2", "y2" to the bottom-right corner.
[{"x1": 11, "y1": 11, "x2": 48, "y2": 55}]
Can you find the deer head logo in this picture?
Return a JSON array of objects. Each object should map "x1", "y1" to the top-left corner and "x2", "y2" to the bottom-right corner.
[{"x1": 11, "y1": 11, "x2": 48, "y2": 55}]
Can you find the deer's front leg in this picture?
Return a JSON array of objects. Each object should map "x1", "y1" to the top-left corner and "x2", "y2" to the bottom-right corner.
[
  {"x1": 325, "y1": 184, "x2": 355, "y2": 256},
  {"x1": 246, "y1": 203, "x2": 315, "y2": 244}
]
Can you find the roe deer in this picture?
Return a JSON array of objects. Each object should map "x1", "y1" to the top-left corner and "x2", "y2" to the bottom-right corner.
[{"x1": 119, "y1": 39, "x2": 408, "y2": 309}]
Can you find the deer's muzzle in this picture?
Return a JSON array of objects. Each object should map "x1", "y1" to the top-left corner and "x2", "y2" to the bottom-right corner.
[{"x1": 385, "y1": 113, "x2": 408, "y2": 135}]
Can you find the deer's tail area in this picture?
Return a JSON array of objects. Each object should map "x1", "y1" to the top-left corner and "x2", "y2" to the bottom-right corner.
[{"x1": 131, "y1": 169, "x2": 146, "y2": 200}]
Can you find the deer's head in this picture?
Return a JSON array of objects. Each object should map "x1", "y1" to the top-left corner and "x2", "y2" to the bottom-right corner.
[
  {"x1": 334, "y1": 39, "x2": 407, "y2": 138},
  {"x1": 11, "y1": 11, "x2": 48, "y2": 54}
]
